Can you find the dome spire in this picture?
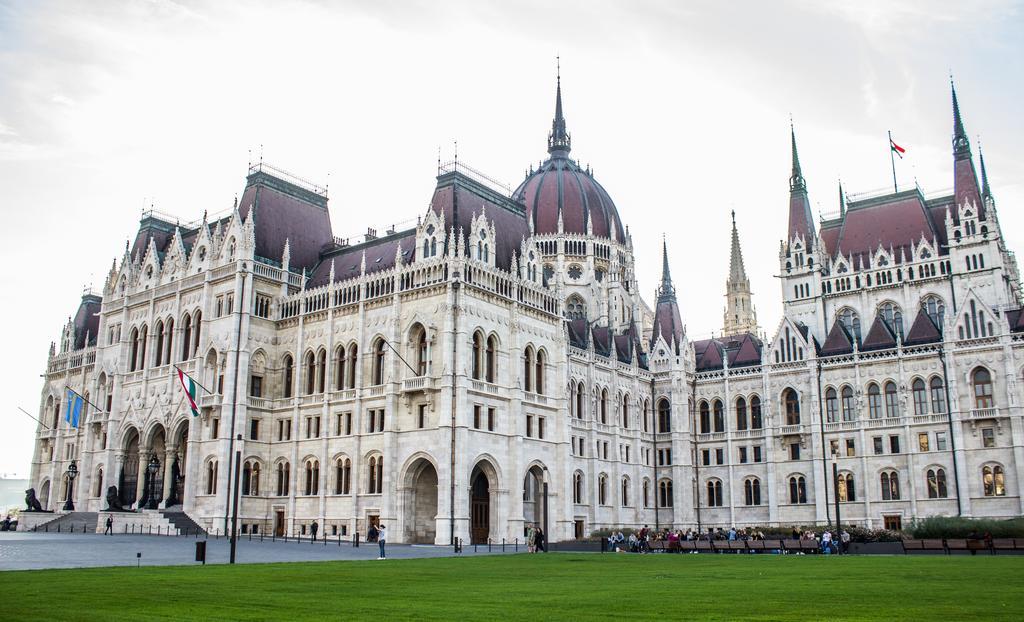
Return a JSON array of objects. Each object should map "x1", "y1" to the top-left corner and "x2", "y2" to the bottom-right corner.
[
  {"x1": 657, "y1": 235, "x2": 675, "y2": 302},
  {"x1": 547, "y1": 56, "x2": 571, "y2": 156}
]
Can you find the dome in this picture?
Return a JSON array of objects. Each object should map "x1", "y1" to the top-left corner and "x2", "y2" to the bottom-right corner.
[{"x1": 512, "y1": 74, "x2": 626, "y2": 244}]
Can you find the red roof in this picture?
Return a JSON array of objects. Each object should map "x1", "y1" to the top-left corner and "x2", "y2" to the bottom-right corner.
[
  {"x1": 826, "y1": 192, "x2": 939, "y2": 262},
  {"x1": 513, "y1": 157, "x2": 624, "y2": 243}
]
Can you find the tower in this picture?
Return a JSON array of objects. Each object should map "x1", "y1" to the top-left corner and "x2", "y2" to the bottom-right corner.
[{"x1": 723, "y1": 211, "x2": 758, "y2": 336}]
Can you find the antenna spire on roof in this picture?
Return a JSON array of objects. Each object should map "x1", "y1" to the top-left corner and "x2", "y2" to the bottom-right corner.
[
  {"x1": 789, "y1": 118, "x2": 805, "y2": 191},
  {"x1": 838, "y1": 178, "x2": 846, "y2": 216},
  {"x1": 547, "y1": 56, "x2": 571, "y2": 156},
  {"x1": 951, "y1": 77, "x2": 971, "y2": 158},
  {"x1": 979, "y1": 140, "x2": 993, "y2": 201}
]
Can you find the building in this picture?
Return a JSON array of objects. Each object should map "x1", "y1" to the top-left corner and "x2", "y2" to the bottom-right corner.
[{"x1": 30, "y1": 78, "x2": 1024, "y2": 541}]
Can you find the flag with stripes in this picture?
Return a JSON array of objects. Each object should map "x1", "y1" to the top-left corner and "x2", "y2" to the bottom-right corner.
[
  {"x1": 890, "y1": 137, "x2": 906, "y2": 159},
  {"x1": 177, "y1": 368, "x2": 201, "y2": 417}
]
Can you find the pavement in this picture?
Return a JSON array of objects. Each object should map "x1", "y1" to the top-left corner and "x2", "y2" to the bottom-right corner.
[{"x1": 0, "y1": 531, "x2": 519, "y2": 571}]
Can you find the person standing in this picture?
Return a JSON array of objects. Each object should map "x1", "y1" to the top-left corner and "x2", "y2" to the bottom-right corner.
[
  {"x1": 377, "y1": 524, "x2": 387, "y2": 559},
  {"x1": 527, "y1": 523, "x2": 536, "y2": 553},
  {"x1": 535, "y1": 527, "x2": 546, "y2": 552},
  {"x1": 840, "y1": 529, "x2": 851, "y2": 554},
  {"x1": 311, "y1": 520, "x2": 319, "y2": 542},
  {"x1": 104, "y1": 515, "x2": 113, "y2": 535}
]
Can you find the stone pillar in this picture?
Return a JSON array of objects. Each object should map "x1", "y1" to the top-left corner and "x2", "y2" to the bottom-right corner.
[
  {"x1": 161, "y1": 445, "x2": 176, "y2": 507},
  {"x1": 134, "y1": 453, "x2": 147, "y2": 508}
]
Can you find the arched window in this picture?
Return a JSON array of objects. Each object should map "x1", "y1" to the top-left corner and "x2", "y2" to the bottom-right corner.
[
  {"x1": 884, "y1": 381, "x2": 899, "y2": 418},
  {"x1": 838, "y1": 472, "x2": 855, "y2": 502},
  {"x1": 94, "y1": 467, "x2": 104, "y2": 497},
  {"x1": 621, "y1": 395, "x2": 629, "y2": 429},
  {"x1": 283, "y1": 355, "x2": 294, "y2": 398},
  {"x1": 930, "y1": 377, "x2": 946, "y2": 413},
  {"x1": 138, "y1": 325, "x2": 148, "y2": 370},
  {"x1": 316, "y1": 349, "x2": 327, "y2": 393},
  {"x1": 412, "y1": 326, "x2": 428, "y2": 377},
  {"x1": 276, "y1": 462, "x2": 290, "y2": 496},
  {"x1": 304, "y1": 352, "x2": 316, "y2": 395},
  {"x1": 642, "y1": 479, "x2": 650, "y2": 508},
  {"x1": 712, "y1": 400, "x2": 724, "y2": 432},
  {"x1": 335, "y1": 458, "x2": 351, "y2": 495},
  {"x1": 736, "y1": 397, "x2": 748, "y2": 430},
  {"x1": 242, "y1": 461, "x2": 260, "y2": 496},
  {"x1": 180, "y1": 313, "x2": 193, "y2": 360},
  {"x1": 367, "y1": 455, "x2": 383, "y2": 494},
  {"x1": 699, "y1": 401, "x2": 710, "y2": 434},
  {"x1": 788, "y1": 476, "x2": 807, "y2": 504},
  {"x1": 926, "y1": 468, "x2": 948, "y2": 498},
  {"x1": 879, "y1": 302, "x2": 904, "y2": 341},
  {"x1": 565, "y1": 294, "x2": 586, "y2": 320},
  {"x1": 750, "y1": 395, "x2": 762, "y2": 429},
  {"x1": 576, "y1": 383, "x2": 585, "y2": 419},
  {"x1": 867, "y1": 383, "x2": 882, "y2": 419},
  {"x1": 643, "y1": 399, "x2": 650, "y2": 432},
  {"x1": 658, "y1": 479, "x2": 673, "y2": 508},
  {"x1": 163, "y1": 318, "x2": 173, "y2": 365},
  {"x1": 205, "y1": 460, "x2": 218, "y2": 495},
  {"x1": 192, "y1": 311, "x2": 202, "y2": 355},
  {"x1": 783, "y1": 389, "x2": 800, "y2": 425},
  {"x1": 347, "y1": 344, "x2": 358, "y2": 388},
  {"x1": 535, "y1": 350, "x2": 545, "y2": 395},
  {"x1": 599, "y1": 388, "x2": 608, "y2": 424},
  {"x1": 472, "y1": 332, "x2": 483, "y2": 380},
  {"x1": 706, "y1": 480, "x2": 723, "y2": 507},
  {"x1": 972, "y1": 367, "x2": 994, "y2": 409},
  {"x1": 840, "y1": 386, "x2": 855, "y2": 421},
  {"x1": 154, "y1": 320, "x2": 165, "y2": 367},
  {"x1": 372, "y1": 339, "x2": 386, "y2": 385},
  {"x1": 598, "y1": 474, "x2": 608, "y2": 505},
  {"x1": 523, "y1": 346, "x2": 534, "y2": 392},
  {"x1": 129, "y1": 327, "x2": 140, "y2": 372},
  {"x1": 335, "y1": 345, "x2": 347, "y2": 390},
  {"x1": 912, "y1": 379, "x2": 928, "y2": 415},
  {"x1": 922, "y1": 295, "x2": 946, "y2": 327},
  {"x1": 838, "y1": 308, "x2": 861, "y2": 342},
  {"x1": 982, "y1": 465, "x2": 1005, "y2": 497},
  {"x1": 304, "y1": 459, "x2": 319, "y2": 496},
  {"x1": 485, "y1": 336, "x2": 496, "y2": 383},
  {"x1": 744, "y1": 478, "x2": 761, "y2": 505},
  {"x1": 621, "y1": 477, "x2": 630, "y2": 507},
  {"x1": 880, "y1": 470, "x2": 900, "y2": 500},
  {"x1": 657, "y1": 399, "x2": 671, "y2": 433},
  {"x1": 825, "y1": 388, "x2": 838, "y2": 423},
  {"x1": 573, "y1": 471, "x2": 583, "y2": 504}
]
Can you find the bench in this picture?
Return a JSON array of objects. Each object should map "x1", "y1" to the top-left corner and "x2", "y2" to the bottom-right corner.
[
  {"x1": 694, "y1": 539, "x2": 715, "y2": 553},
  {"x1": 725, "y1": 540, "x2": 749, "y2": 553},
  {"x1": 945, "y1": 538, "x2": 990, "y2": 555},
  {"x1": 990, "y1": 538, "x2": 1022, "y2": 554},
  {"x1": 901, "y1": 539, "x2": 946, "y2": 554},
  {"x1": 761, "y1": 539, "x2": 785, "y2": 554}
]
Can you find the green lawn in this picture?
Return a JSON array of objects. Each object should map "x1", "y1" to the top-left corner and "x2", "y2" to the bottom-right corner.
[{"x1": 3, "y1": 554, "x2": 1022, "y2": 621}]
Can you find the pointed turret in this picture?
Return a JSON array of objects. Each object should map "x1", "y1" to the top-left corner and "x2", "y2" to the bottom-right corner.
[
  {"x1": 723, "y1": 212, "x2": 758, "y2": 336},
  {"x1": 838, "y1": 179, "x2": 846, "y2": 217},
  {"x1": 950, "y1": 80, "x2": 984, "y2": 219},
  {"x1": 787, "y1": 123, "x2": 816, "y2": 245},
  {"x1": 652, "y1": 238, "x2": 684, "y2": 354},
  {"x1": 979, "y1": 144, "x2": 993, "y2": 202},
  {"x1": 547, "y1": 60, "x2": 571, "y2": 157}
]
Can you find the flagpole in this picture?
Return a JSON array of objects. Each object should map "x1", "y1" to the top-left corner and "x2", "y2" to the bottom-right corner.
[
  {"x1": 889, "y1": 130, "x2": 898, "y2": 193},
  {"x1": 173, "y1": 365, "x2": 215, "y2": 396},
  {"x1": 64, "y1": 385, "x2": 106, "y2": 415},
  {"x1": 17, "y1": 406, "x2": 51, "y2": 430}
]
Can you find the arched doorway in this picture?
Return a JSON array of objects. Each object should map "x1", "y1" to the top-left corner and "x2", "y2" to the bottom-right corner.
[
  {"x1": 404, "y1": 458, "x2": 438, "y2": 544},
  {"x1": 145, "y1": 425, "x2": 167, "y2": 509},
  {"x1": 469, "y1": 463, "x2": 493, "y2": 545},
  {"x1": 39, "y1": 480, "x2": 51, "y2": 511},
  {"x1": 523, "y1": 465, "x2": 545, "y2": 532},
  {"x1": 167, "y1": 421, "x2": 189, "y2": 507},
  {"x1": 120, "y1": 429, "x2": 140, "y2": 507}
]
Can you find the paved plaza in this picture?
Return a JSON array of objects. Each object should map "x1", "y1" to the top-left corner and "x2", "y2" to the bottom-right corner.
[{"x1": 0, "y1": 532, "x2": 513, "y2": 571}]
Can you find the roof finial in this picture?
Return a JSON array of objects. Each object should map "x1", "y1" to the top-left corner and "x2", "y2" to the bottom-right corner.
[
  {"x1": 789, "y1": 117, "x2": 805, "y2": 192},
  {"x1": 951, "y1": 76, "x2": 970, "y2": 158},
  {"x1": 979, "y1": 140, "x2": 992, "y2": 200},
  {"x1": 658, "y1": 236, "x2": 675, "y2": 302},
  {"x1": 547, "y1": 57, "x2": 571, "y2": 156}
]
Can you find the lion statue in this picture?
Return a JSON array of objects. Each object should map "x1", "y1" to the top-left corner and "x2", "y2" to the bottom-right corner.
[
  {"x1": 24, "y1": 488, "x2": 43, "y2": 512},
  {"x1": 104, "y1": 486, "x2": 128, "y2": 512}
]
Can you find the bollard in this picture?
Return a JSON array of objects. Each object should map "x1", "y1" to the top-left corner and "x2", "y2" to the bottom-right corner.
[
  {"x1": 131, "y1": 524, "x2": 135, "y2": 535},
  {"x1": 355, "y1": 532, "x2": 360, "y2": 548},
  {"x1": 324, "y1": 533, "x2": 327, "y2": 547},
  {"x1": 57, "y1": 525, "x2": 61, "y2": 533},
  {"x1": 502, "y1": 538, "x2": 506, "y2": 552},
  {"x1": 474, "y1": 542, "x2": 478, "y2": 553},
  {"x1": 488, "y1": 539, "x2": 491, "y2": 553}
]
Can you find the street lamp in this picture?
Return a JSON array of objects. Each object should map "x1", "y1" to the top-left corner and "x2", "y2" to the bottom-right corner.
[
  {"x1": 63, "y1": 460, "x2": 78, "y2": 511},
  {"x1": 541, "y1": 466, "x2": 549, "y2": 547},
  {"x1": 831, "y1": 445, "x2": 842, "y2": 554},
  {"x1": 147, "y1": 454, "x2": 161, "y2": 510}
]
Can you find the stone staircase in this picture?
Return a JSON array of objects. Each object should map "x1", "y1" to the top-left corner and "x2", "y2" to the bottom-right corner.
[
  {"x1": 31, "y1": 511, "x2": 98, "y2": 533},
  {"x1": 160, "y1": 509, "x2": 206, "y2": 536}
]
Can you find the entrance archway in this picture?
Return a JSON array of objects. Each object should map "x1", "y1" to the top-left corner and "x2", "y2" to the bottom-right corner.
[
  {"x1": 523, "y1": 465, "x2": 545, "y2": 532},
  {"x1": 469, "y1": 463, "x2": 493, "y2": 545},
  {"x1": 404, "y1": 458, "x2": 438, "y2": 544},
  {"x1": 39, "y1": 480, "x2": 51, "y2": 511},
  {"x1": 120, "y1": 429, "x2": 140, "y2": 507},
  {"x1": 168, "y1": 421, "x2": 189, "y2": 507}
]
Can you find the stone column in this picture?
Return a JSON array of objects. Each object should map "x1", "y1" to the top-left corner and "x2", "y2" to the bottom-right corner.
[
  {"x1": 161, "y1": 445, "x2": 177, "y2": 507},
  {"x1": 134, "y1": 453, "x2": 147, "y2": 508}
]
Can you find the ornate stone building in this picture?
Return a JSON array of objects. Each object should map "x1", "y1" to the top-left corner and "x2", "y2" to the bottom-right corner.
[{"x1": 30, "y1": 79, "x2": 1024, "y2": 541}]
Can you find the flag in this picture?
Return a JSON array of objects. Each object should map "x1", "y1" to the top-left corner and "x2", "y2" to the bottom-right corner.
[
  {"x1": 64, "y1": 389, "x2": 83, "y2": 428},
  {"x1": 890, "y1": 138, "x2": 906, "y2": 159},
  {"x1": 177, "y1": 368, "x2": 201, "y2": 417}
]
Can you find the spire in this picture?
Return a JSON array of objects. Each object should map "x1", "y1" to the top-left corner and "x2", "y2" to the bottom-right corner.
[
  {"x1": 728, "y1": 210, "x2": 747, "y2": 283},
  {"x1": 838, "y1": 179, "x2": 846, "y2": 216},
  {"x1": 979, "y1": 143, "x2": 993, "y2": 201},
  {"x1": 657, "y1": 236, "x2": 675, "y2": 302},
  {"x1": 786, "y1": 121, "x2": 816, "y2": 244},
  {"x1": 951, "y1": 78, "x2": 970, "y2": 158},
  {"x1": 723, "y1": 212, "x2": 758, "y2": 336},
  {"x1": 547, "y1": 57, "x2": 571, "y2": 156}
]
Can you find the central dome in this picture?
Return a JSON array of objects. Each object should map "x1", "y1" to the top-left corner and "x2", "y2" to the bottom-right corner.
[{"x1": 512, "y1": 75, "x2": 625, "y2": 244}]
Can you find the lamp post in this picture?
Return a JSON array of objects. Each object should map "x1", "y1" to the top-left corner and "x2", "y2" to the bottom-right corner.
[
  {"x1": 63, "y1": 460, "x2": 78, "y2": 511},
  {"x1": 541, "y1": 466, "x2": 549, "y2": 548},
  {"x1": 831, "y1": 445, "x2": 842, "y2": 554},
  {"x1": 147, "y1": 454, "x2": 161, "y2": 510}
]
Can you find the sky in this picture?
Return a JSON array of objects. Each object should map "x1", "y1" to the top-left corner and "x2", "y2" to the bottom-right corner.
[{"x1": 1, "y1": 0, "x2": 1022, "y2": 476}]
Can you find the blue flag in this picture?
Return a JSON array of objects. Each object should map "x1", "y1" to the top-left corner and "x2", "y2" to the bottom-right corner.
[{"x1": 65, "y1": 389, "x2": 83, "y2": 428}]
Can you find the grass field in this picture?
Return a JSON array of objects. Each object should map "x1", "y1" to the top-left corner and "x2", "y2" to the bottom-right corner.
[{"x1": 3, "y1": 553, "x2": 1022, "y2": 621}]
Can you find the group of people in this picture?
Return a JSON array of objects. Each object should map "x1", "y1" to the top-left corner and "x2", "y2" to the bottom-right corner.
[
  {"x1": 524, "y1": 523, "x2": 547, "y2": 552},
  {"x1": 1, "y1": 515, "x2": 13, "y2": 531},
  {"x1": 604, "y1": 525, "x2": 852, "y2": 554}
]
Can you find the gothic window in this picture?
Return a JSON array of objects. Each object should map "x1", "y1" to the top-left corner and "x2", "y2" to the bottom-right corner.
[
  {"x1": 657, "y1": 399, "x2": 671, "y2": 433},
  {"x1": 879, "y1": 302, "x2": 904, "y2": 341},
  {"x1": 922, "y1": 295, "x2": 945, "y2": 328},
  {"x1": 788, "y1": 476, "x2": 807, "y2": 504},
  {"x1": 912, "y1": 379, "x2": 928, "y2": 416},
  {"x1": 642, "y1": 479, "x2": 650, "y2": 508},
  {"x1": 565, "y1": 295, "x2": 586, "y2": 320},
  {"x1": 154, "y1": 321, "x2": 165, "y2": 367},
  {"x1": 523, "y1": 346, "x2": 534, "y2": 392},
  {"x1": 839, "y1": 386, "x2": 854, "y2": 421},
  {"x1": 567, "y1": 264, "x2": 582, "y2": 280},
  {"x1": 304, "y1": 459, "x2": 319, "y2": 496},
  {"x1": 316, "y1": 349, "x2": 327, "y2": 393},
  {"x1": 927, "y1": 468, "x2": 947, "y2": 498},
  {"x1": 658, "y1": 479, "x2": 673, "y2": 508},
  {"x1": 930, "y1": 377, "x2": 946, "y2": 413},
  {"x1": 276, "y1": 462, "x2": 290, "y2": 496},
  {"x1": 884, "y1": 381, "x2": 899, "y2": 418},
  {"x1": 699, "y1": 401, "x2": 710, "y2": 434},
  {"x1": 750, "y1": 395, "x2": 763, "y2": 429},
  {"x1": 282, "y1": 354, "x2": 294, "y2": 398},
  {"x1": 838, "y1": 308, "x2": 861, "y2": 342},
  {"x1": 706, "y1": 479, "x2": 723, "y2": 507},
  {"x1": 783, "y1": 388, "x2": 800, "y2": 425},
  {"x1": 621, "y1": 477, "x2": 630, "y2": 507},
  {"x1": 304, "y1": 352, "x2": 316, "y2": 395},
  {"x1": 598, "y1": 474, "x2": 607, "y2": 505},
  {"x1": 543, "y1": 264, "x2": 554, "y2": 283},
  {"x1": 868, "y1": 383, "x2": 882, "y2": 419},
  {"x1": 334, "y1": 345, "x2": 347, "y2": 390},
  {"x1": 736, "y1": 397, "x2": 748, "y2": 430},
  {"x1": 205, "y1": 460, "x2": 218, "y2": 495},
  {"x1": 712, "y1": 399, "x2": 724, "y2": 432},
  {"x1": 192, "y1": 311, "x2": 202, "y2": 355},
  {"x1": 880, "y1": 470, "x2": 900, "y2": 500},
  {"x1": 535, "y1": 349, "x2": 545, "y2": 395},
  {"x1": 129, "y1": 327, "x2": 140, "y2": 372},
  {"x1": 825, "y1": 388, "x2": 838, "y2": 423},
  {"x1": 372, "y1": 338, "x2": 386, "y2": 385},
  {"x1": 180, "y1": 313, "x2": 192, "y2": 360},
  {"x1": 744, "y1": 478, "x2": 762, "y2": 505},
  {"x1": 600, "y1": 388, "x2": 608, "y2": 424},
  {"x1": 412, "y1": 325, "x2": 428, "y2": 376},
  {"x1": 335, "y1": 458, "x2": 351, "y2": 495},
  {"x1": 621, "y1": 395, "x2": 629, "y2": 428},
  {"x1": 972, "y1": 367, "x2": 994, "y2": 409},
  {"x1": 163, "y1": 318, "x2": 174, "y2": 365},
  {"x1": 573, "y1": 471, "x2": 583, "y2": 504},
  {"x1": 367, "y1": 456, "x2": 383, "y2": 494},
  {"x1": 347, "y1": 344, "x2": 358, "y2": 388},
  {"x1": 982, "y1": 464, "x2": 1005, "y2": 497},
  {"x1": 485, "y1": 336, "x2": 496, "y2": 383}
]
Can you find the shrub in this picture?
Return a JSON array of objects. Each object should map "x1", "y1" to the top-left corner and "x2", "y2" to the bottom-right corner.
[{"x1": 907, "y1": 516, "x2": 1024, "y2": 539}]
